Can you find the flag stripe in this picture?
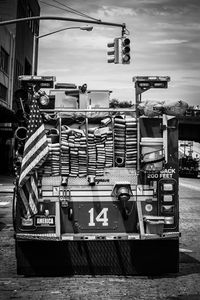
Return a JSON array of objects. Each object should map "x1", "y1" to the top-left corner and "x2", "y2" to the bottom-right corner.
[
  {"x1": 20, "y1": 185, "x2": 31, "y2": 218},
  {"x1": 24, "y1": 124, "x2": 45, "y2": 151},
  {"x1": 27, "y1": 176, "x2": 38, "y2": 214},
  {"x1": 19, "y1": 146, "x2": 48, "y2": 187},
  {"x1": 31, "y1": 175, "x2": 38, "y2": 200},
  {"x1": 23, "y1": 126, "x2": 46, "y2": 157},
  {"x1": 20, "y1": 133, "x2": 48, "y2": 170},
  {"x1": 18, "y1": 96, "x2": 49, "y2": 217},
  {"x1": 21, "y1": 142, "x2": 48, "y2": 175},
  {"x1": 19, "y1": 175, "x2": 38, "y2": 217}
]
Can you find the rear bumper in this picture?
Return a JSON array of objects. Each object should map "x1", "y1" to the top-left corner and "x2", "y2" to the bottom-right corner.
[
  {"x1": 15, "y1": 231, "x2": 180, "y2": 241},
  {"x1": 16, "y1": 237, "x2": 180, "y2": 276}
]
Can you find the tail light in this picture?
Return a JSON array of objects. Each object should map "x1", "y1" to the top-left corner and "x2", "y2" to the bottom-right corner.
[{"x1": 158, "y1": 178, "x2": 177, "y2": 228}]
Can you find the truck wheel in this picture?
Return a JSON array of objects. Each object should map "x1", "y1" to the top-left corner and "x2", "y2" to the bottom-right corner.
[{"x1": 12, "y1": 187, "x2": 17, "y2": 231}]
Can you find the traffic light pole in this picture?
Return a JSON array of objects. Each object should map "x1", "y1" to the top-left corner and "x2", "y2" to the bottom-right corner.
[
  {"x1": 0, "y1": 15, "x2": 127, "y2": 34},
  {"x1": 0, "y1": 16, "x2": 128, "y2": 74}
]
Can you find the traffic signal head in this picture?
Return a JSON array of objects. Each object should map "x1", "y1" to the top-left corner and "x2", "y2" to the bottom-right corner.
[
  {"x1": 122, "y1": 37, "x2": 131, "y2": 64},
  {"x1": 107, "y1": 38, "x2": 119, "y2": 64}
]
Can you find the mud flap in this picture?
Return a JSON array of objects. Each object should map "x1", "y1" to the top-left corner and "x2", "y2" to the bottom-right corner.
[{"x1": 16, "y1": 238, "x2": 179, "y2": 276}]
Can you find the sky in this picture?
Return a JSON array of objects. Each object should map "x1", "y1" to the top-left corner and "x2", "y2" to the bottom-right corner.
[{"x1": 37, "y1": 0, "x2": 200, "y2": 105}]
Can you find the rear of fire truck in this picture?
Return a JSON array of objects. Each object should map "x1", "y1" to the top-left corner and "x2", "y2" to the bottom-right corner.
[
  {"x1": 13, "y1": 76, "x2": 180, "y2": 276},
  {"x1": 179, "y1": 155, "x2": 199, "y2": 178}
]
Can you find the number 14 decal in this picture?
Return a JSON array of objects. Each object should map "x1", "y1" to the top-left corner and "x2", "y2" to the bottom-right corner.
[{"x1": 88, "y1": 208, "x2": 108, "y2": 227}]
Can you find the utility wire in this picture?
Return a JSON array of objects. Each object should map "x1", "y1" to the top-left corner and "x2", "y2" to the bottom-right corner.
[
  {"x1": 40, "y1": 0, "x2": 101, "y2": 22},
  {"x1": 40, "y1": 1, "x2": 86, "y2": 18},
  {"x1": 53, "y1": 0, "x2": 101, "y2": 22}
]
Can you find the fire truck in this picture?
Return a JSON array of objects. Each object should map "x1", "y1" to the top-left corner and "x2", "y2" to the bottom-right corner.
[
  {"x1": 13, "y1": 75, "x2": 180, "y2": 276},
  {"x1": 179, "y1": 156, "x2": 199, "y2": 178},
  {"x1": 179, "y1": 142, "x2": 199, "y2": 178}
]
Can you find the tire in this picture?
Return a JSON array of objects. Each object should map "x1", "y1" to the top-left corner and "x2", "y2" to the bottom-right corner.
[{"x1": 12, "y1": 186, "x2": 17, "y2": 232}]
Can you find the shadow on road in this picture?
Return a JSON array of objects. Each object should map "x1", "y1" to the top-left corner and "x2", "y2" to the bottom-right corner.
[
  {"x1": 166, "y1": 293, "x2": 200, "y2": 300},
  {"x1": 178, "y1": 252, "x2": 200, "y2": 276},
  {"x1": 147, "y1": 253, "x2": 200, "y2": 279}
]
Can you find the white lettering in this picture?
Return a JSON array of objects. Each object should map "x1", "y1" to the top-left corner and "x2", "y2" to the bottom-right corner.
[{"x1": 88, "y1": 208, "x2": 109, "y2": 227}]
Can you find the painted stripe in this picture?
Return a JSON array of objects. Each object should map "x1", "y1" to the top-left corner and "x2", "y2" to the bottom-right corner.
[
  {"x1": 42, "y1": 193, "x2": 154, "y2": 202},
  {"x1": 68, "y1": 190, "x2": 153, "y2": 197},
  {"x1": 42, "y1": 190, "x2": 153, "y2": 197}
]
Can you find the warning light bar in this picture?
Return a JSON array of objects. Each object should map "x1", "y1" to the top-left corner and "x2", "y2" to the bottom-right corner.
[
  {"x1": 133, "y1": 76, "x2": 170, "y2": 91},
  {"x1": 132, "y1": 76, "x2": 170, "y2": 82},
  {"x1": 18, "y1": 75, "x2": 56, "y2": 88},
  {"x1": 137, "y1": 82, "x2": 150, "y2": 88},
  {"x1": 137, "y1": 81, "x2": 168, "y2": 89}
]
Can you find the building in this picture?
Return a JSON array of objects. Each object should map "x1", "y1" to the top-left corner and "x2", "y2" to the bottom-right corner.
[{"x1": 0, "y1": 0, "x2": 40, "y2": 174}]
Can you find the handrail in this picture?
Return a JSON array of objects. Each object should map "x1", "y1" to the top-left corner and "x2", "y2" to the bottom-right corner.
[{"x1": 41, "y1": 108, "x2": 136, "y2": 113}]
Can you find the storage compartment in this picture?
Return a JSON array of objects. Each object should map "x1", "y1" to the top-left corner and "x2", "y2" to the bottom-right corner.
[{"x1": 50, "y1": 90, "x2": 78, "y2": 108}]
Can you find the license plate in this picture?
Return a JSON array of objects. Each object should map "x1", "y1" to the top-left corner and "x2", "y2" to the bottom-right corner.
[{"x1": 35, "y1": 216, "x2": 55, "y2": 226}]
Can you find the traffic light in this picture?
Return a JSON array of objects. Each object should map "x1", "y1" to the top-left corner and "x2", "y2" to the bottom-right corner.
[
  {"x1": 107, "y1": 38, "x2": 119, "y2": 64},
  {"x1": 121, "y1": 37, "x2": 131, "y2": 64}
]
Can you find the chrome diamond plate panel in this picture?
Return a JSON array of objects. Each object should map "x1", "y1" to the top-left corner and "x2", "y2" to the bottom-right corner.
[{"x1": 42, "y1": 168, "x2": 137, "y2": 186}]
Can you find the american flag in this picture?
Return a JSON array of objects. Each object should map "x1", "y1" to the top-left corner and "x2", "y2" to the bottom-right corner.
[{"x1": 19, "y1": 96, "x2": 49, "y2": 218}]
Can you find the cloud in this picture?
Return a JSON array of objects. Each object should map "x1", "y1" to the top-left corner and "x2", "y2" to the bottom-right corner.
[
  {"x1": 98, "y1": 5, "x2": 136, "y2": 18},
  {"x1": 37, "y1": 0, "x2": 200, "y2": 105},
  {"x1": 150, "y1": 39, "x2": 188, "y2": 45}
]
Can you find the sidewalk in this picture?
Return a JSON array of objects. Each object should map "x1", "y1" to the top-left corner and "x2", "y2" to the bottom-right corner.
[{"x1": 0, "y1": 175, "x2": 15, "y2": 193}]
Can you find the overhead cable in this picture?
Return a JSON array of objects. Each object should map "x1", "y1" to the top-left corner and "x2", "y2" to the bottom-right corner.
[
  {"x1": 40, "y1": 0, "x2": 101, "y2": 22},
  {"x1": 53, "y1": 0, "x2": 101, "y2": 21}
]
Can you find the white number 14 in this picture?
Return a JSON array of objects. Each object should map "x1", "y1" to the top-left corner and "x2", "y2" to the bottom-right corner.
[{"x1": 88, "y1": 208, "x2": 108, "y2": 227}]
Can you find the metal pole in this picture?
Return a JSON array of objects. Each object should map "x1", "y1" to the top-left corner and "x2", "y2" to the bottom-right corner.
[
  {"x1": 32, "y1": 34, "x2": 37, "y2": 75},
  {"x1": 37, "y1": 26, "x2": 92, "y2": 39},
  {"x1": 0, "y1": 16, "x2": 126, "y2": 75},
  {"x1": 0, "y1": 16, "x2": 126, "y2": 34},
  {"x1": 33, "y1": 26, "x2": 93, "y2": 75}
]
